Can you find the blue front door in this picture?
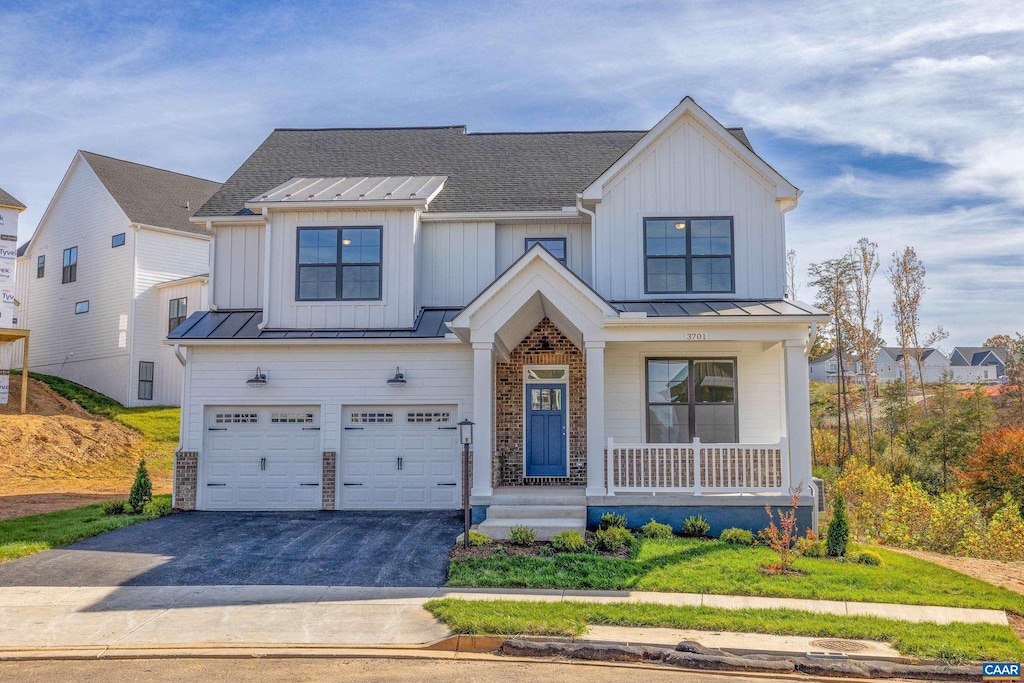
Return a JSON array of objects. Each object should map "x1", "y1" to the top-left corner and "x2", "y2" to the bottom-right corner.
[{"x1": 525, "y1": 383, "x2": 567, "y2": 476}]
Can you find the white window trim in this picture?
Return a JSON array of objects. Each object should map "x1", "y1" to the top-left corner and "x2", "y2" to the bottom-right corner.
[{"x1": 522, "y1": 364, "x2": 570, "y2": 478}]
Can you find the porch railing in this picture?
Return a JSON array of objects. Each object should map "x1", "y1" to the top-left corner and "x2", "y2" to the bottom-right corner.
[{"x1": 606, "y1": 437, "x2": 789, "y2": 495}]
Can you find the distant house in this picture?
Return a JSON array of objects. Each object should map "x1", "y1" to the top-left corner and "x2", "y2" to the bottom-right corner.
[
  {"x1": 875, "y1": 347, "x2": 950, "y2": 383},
  {"x1": 808, "y1": 351, "x2": 863, "y2": 384},
  {"x1": 949, "y1": 347, "x2": 1007, "y2": 384},
  {"x1": 14, "y1": 152, "x2": 219, "y2": 406}
]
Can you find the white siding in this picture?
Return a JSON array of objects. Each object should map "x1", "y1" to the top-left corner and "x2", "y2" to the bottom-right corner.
[
  {"x1": 495, "y1": 221, "x2": 592, "y2": 284},
  {"x1": 604, "y1": 341, "x2": 784, "y2": 445},
  {"x1": 416, "y1": 221, "x2": 496, "y2": 308},
  {"x1": 181, "y1": 343, "x2": 474, "y2": 462},
  {"x1": 594, "y1": 114, "x2": 785, "y2": 301},
  {"x1": 266, "y1": 209, "x2": 417, "y2": 329},
  {"x1": 17, "y1": 157, "x2": 134, "y2": 404},
  {"x1": 212, "y1": 223, "x2": 264, "y2": 309},
  {"x1": 129, "y1": 228, "x2": 209, "y2": 407},
  {"x1": 154, "y1": 279, "x2": 208, "y2": 406}
]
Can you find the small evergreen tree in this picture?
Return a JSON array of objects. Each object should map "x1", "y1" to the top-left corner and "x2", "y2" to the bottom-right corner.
[
  {"x1": 128, "y1": 458, "x2": 153, "y2": 513},
  {"x1": 826, "y1": 496, "x2": 850, "y2": 557}
]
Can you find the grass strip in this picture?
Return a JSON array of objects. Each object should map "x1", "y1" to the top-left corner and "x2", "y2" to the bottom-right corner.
[{"x1": 425, "y1": 598, "x2": 1024, "y2": 663}]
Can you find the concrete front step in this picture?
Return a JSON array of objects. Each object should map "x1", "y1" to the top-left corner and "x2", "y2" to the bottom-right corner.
[
  {"x1": 485, "y1": 505, "x2": 587, "y2": 520},
  {"x1": 478, "y1": 517, "x2": 586, "y2": 541}
]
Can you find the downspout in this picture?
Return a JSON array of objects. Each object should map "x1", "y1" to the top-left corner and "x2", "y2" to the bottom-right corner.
[
  {"x1": 576, "y1": 195, "x2": 597, "y2": 282},
  {"x1": 126, "y1": 224, "x2": 140, "y2": 406},
  {"x1": 257, "y1": 207, "x2": 272, "y2": 330},
  {"x1": 206, "y1": 221, "x2": 218, "y2": 312},
  {"x1": 173, "y1": 343, "x2": 186, "y2": 366}
]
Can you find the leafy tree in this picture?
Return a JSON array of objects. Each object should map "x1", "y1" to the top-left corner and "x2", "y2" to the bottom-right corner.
[
  {"x1": 984, "y1": 334, "x2": 1014, "y2": 352},
  {"x1": 128, "y1": 458, "x2": 153, "y2": 514},
  {"x1": 887, "y1": 248, "x2": 945, "y2": 414},
  {"x1": 847, "y1": 238, "x2": 884, "y2": 463},
  {"x1": 993, "y1": 334, "x2": 1024, "y2": 427},
  {"x1": 915, "y1": 375, "x2": 993, "y2": 489},
  {"x1": 962, "y1": 426, "x2": 1024, "y2": 512}
]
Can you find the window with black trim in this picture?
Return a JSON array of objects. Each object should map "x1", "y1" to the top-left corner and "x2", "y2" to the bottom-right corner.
[
  {"x1": 646, "y1": 358, "x2": 737, "y2": 443},
  {"x1": 168, "y1": 297, "x2": 187, "y2": 333},
  {"x1": 36, "y1": 255, "x2": 44, "y2": 278},
  {"x1": 525, "y1": 237, "x2": 566, "y2": 264},
  {"x1": 62, "y1": 246, "x2": 78, "y2": 284},
  {"x1": 644, "y1": 218, "x2": 733, "y2": 294},
  {"x1": 296, "y1": 226, "x2": 382, "y2": 301},
  {"x1": 111, "y1": 233, "x2": 125, "y2": 248},
  {"x1": 74, "y1": 300, "x2": 89, "y2": 314},
  {"x1": 138, "y1": 361, "x2": 154, "y2": 401}
]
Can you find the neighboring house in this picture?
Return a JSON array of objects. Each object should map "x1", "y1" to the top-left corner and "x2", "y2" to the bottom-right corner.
[
  {"x1": 875, "y1": 346, "x2": 951, "y2": 384},
  {"x1": 14, "y1": 152, "x2": 219, "y2": 407},
  {"x1": 949, "y1": 346, "x2": 1007, "y2": 384},
  {"x1": 808, "y1": 351, "x2": 863, "y2": 384},
  {"x1": 169, "y1": 97, "x2": 828, "y2": 536}
]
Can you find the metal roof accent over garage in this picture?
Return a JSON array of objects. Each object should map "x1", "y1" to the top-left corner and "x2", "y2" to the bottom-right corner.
[
  {"x1": 247, "y1": 175, "x2": 448, "y2": 209},
  {"x1": 611, "y1": 299, "x2": 825, "y2": 317}
]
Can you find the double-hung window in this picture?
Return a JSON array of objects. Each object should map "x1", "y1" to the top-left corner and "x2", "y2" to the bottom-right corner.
[
  {"x1": 168, "y1": 297, "x2": 188, "y2": 333},
  {"x1": 62, "y1": 246, "x2": 78, "y2": 284},
  {"x1": 296, "y1": 227, "x2": 382, "y2": 301},
  {"x1": 525, "y1": 237, "x2": 566, "y2": 264},
  {"x1": 37, "y1": 255, "x2": 44, "y2": 278},
  {"x1": 646, "y1": 358, "x2": 737, "y2": 443},
  {"x1": 644, "y1": 218, "x2": 733, "y2": 294},
  {"x1": 138, "y1": 361, "x2": 154, "y2": 401}
]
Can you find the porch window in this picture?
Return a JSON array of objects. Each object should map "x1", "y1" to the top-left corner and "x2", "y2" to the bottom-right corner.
[
  {"x1": 296, "y1": 226, "x2": 382, "y2": 301},
  {"x1": 525, "y1": 237, "x2": 566, "y2": 264},
  {"x1": 646, "y1": 358, "x2": 737, "y2": 443},
  {"x1": 643, "y1": 218, "x2": 733, "y2": 294}
]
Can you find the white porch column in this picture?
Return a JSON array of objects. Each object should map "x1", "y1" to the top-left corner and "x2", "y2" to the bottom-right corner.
[
  {"x1": 471, "y1": 341, "x2": 494, "y2": 498},
  {"x1": 585, "y1": 340, "x2": 606, "y2": 496},
  {"x1": 783, "y1": 339, "x2": 813, "y2": 493}
]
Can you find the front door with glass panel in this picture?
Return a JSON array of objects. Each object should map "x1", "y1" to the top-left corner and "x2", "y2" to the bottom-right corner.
[{"x1": 525, "y1": 384, "x2": 567, "y2": 476}]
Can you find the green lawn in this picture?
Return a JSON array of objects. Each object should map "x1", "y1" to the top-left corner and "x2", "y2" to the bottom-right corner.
[
  {"x1": 448, "y1": 538, "x2": 1024, "y2": 613},
  {"x1": 425, "y1": 598, "x2": 1024, "y2": 663},
  {"x1": 0, "y1": 495, "x2": 172, "y2": 563}
]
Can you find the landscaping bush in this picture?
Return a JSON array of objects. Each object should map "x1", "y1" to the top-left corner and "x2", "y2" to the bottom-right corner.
[
  {"x1": 796, "y1": 536, "x2": 826, "y2": 558},
  {"x1": 719, "y1": 527, "x2": 754, "y2": 545},
  {"x1": 826, "y1": 496, "x2": 849, "y2": 557},
  {"x1": 639, "y1": 519, "x2": 674, "y2": 540},
  {"x1": 598, "y1": 512, "x2": 627, "y2": 530},
  {"x1": 983, "y1": 495, "x2": 1024, "y2": 562},
  {"x1": 467, "y1": 531, "x2": 492, "y2": 547},
  {"x1": 127, "y1": 458, "x2": 153, "y2": 514},
  {"x1": 142, "y1": 499, "x2": 171, "y2": 520},
  {"x1": 680, "y1": 515, "x2": 710, "y2": 538},
  {"x1": 508, "y1": 526, "x2": 537, "y2": 546},
  {"x1": 103, "y1": 500, "x2": 127, "y2": 516},
  {"x1": 594, "y1": 526, "x2": 633, "y2": 552},
  {"x1": 852, "y1": 550, "x2": 882, "y2": 566},
  {"x1": 551, "y1": 530, "x2": 586, "y2": 552}
]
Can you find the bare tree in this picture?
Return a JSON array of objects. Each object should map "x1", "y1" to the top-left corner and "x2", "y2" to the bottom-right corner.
[
  {"x1": 847, "y1": 238, "x2": 884, "y2": 462},
  {"x1": 888, "y1": 247, "x2": 930, "y2": 412},
  {"x1": 786, "y1": 248, "x2": 799, "y2": 301},
  {"x1": 808, "y1": 255, "x2": 858, "y2": 466}
]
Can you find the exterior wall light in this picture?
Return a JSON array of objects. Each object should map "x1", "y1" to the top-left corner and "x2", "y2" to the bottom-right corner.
[
  {"x1": 246, "y1": 367, "x2": 268, "y2": 387},
  {"x1": 458, "y1": 418, "x2": 474, "y2": 445},
  {"x1": 387, "y1": 367, "x2": 407, "y2": 387}
]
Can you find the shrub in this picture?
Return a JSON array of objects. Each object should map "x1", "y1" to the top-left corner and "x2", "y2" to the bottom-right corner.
[
  {"x1": 599, "y1": 512, "x2": 627, "y2": 530},
  {"x1": 963, "y1": 426, "x2": 1024, "y2": 510},
  {"x1": 551, "y1": 530, "x2": 586, "y2": 552},
  {"x1": 680, "y1": 515, "x2": 710, "y2": 538},
  {"x1": 719, "y1": 527, "x2": 754, "y2": 546},
  {"x1": 142, "y1": 499, "x2": 171, "y2": 520},
  {"x1": 491, "y1": 545, "x2": 507, "y2": 558},
  {"x1": 467, "y1": 531, "x2": 492, "y2": 547},
  {"x1": 983, "y1": 495, "x2": 1024, "y2": 562},
  {"x1": 852, "y1": 550, "x2": 882, "y2": 566},
  {"x1": 639, "y1": 519, "x2": 674, "y2": 540},
  {"x1": 826, "y1": 496, "x2": 849, "y2": 557},
  {"x1": 103, "y1": 500, "x2": 127, "y2": 516},
  {"x1": 758, "y1": 487, "x2": 806, "y2": 572},
  {"x1": 508, "y1": 526, "x2": 536, "y2": 546},
  {"x1": 127, "y1": 458, "x2": 153, "y2": 513},
  {"x1": 595, "y1": 526, "x2": 633, "y2": 552},
  {"x1": 795, "y1": 536, "x2": 826, "y2": 558}
]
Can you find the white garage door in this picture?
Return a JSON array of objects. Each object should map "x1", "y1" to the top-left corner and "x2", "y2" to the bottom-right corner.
[
  {"x1": 202, "y1": 406, "x2": 322, "y2": 510},
  {"x1": 341, "y1": 405, "x2": 461, "y2": 509}
]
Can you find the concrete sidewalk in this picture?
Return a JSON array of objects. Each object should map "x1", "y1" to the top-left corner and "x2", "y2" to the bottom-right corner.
[{"x1": 0, "y1": 585, "x2": 1007, "y2": 651}]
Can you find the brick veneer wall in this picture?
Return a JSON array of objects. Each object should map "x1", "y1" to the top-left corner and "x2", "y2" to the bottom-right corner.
[
  {"x1": 494, "y1": 318, "x2": 587, "y2": 486},
  {"x1": 174, "y1": 451, "x2": 198, "y2": 511},
  {"x1": 322, "y1": 451, "x2": 337, "y2": 510}
]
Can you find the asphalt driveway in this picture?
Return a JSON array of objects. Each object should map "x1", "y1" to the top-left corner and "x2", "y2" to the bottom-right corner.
[{"x1": 0, "y1": 510, "x2": 462, "y2": 587}]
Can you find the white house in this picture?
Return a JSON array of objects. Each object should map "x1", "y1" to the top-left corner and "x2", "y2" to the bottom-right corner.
[
  {"x1": 875, "y1": 347, "x2": 951, "y2": 384},
  {"x1": 808, "y1": 351, "x2": 864, "y2": 384},
  {"x1": 14, "y1": 152, "x2": 220, "y2": 407},
  {"x1": 949, "y1": 346, "x2": 1007, "y2": 384},
  {"x1": 169, "y1": 98, "x2": 828, "y2": 536}
]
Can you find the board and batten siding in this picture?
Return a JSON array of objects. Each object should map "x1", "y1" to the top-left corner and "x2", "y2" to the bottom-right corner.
[
  {"x1": 604, "y1": 341, "x2": 784, "y2": 445},
  {"x1": 129, "y1": 228, "x2": 209, "y2": 407},
  {"x1": 594, "y1": 115, "x2": 786, "y2": 301},
  {"x1": 415, "y1": 221, "x2": 496, "y2": 308},
  {"x1": 495, "y1": 221, "x2": 592, "y2": 285},
  {"x1": 153, "y1": 279, "x2": 208, "y2": 407},
  {"x1": 212, "y1": 223, "x2": 264, "y2": 309},
  {"x1": 16, "y1": 157, "x2": 135, "y2": 404},
  {"x1": 265, "y1": 209, "x2": 417, "y2": 330},
  {"x1": 180, "y1": 343, "x2": 474, "y2": 456}
]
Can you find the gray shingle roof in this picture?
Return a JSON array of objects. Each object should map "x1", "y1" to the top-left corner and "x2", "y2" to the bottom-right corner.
[
  {"x1": 0, "y1": 186, "x2": 25, "y2": 209},
  {"x1": 81, "y1": 151, "x2": 221, "y2": 235},
  {"x1": 951, "y1": 346, "x2": 1007, "y2": 366},
  {"x1": 16, "y1": 243, "x2": 28, "y2": 257},
  {"x1": 196, "y1": 125, "x2": 756, "y2": 218}
]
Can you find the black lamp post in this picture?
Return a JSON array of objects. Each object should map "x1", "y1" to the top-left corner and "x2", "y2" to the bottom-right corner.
[{"x1": 459, "y1": 419, "x2": 474, "y2": 548}]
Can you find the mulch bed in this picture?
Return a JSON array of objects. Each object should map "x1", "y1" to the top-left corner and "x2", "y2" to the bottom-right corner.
[{"x1": 451, "y1": 531, "x2": 633, "y2": 561}]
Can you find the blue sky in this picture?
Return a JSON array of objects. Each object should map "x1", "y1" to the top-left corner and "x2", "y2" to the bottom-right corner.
[{"x1": 2, "y1": 0, "x2": 1022, "y2": 347}]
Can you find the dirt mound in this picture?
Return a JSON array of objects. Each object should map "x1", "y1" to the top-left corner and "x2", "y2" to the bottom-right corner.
[{"x1": 0, "y1": 375, "x2": 93, "y2": 417}]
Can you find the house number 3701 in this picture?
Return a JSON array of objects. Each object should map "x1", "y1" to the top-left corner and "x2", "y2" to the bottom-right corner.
[{"x1": 685, "y1": 332, "x2": 708, "y2": 341}]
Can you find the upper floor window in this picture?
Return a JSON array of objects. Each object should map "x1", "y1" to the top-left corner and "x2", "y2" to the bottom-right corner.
[
  {"x1": 62, "y1": 246, "x2": 78, "y2": 284},
  {"x1": 168, "y1": 297, "x2": 188, "y2": 333},
  {"x1": 525, "y1": 237, "x2": 566, "y2": 264},
  {"x1": 75, "y1": 300, "x2": 89, "y2": 314},
  {"x1": 111, "y1": 233, "x2": 125, "y2": 248},
  {"x1": 646, "y1": 358, "x2": 737, "y2": 444},
  {"x1": 644, "y1": 218, "x2": 733, "y2": 294},
  {"x1": 36, "y1": 255, "x2": 44, "y2": 278},
  {"x1": 296, "y1": 227, "x2": 382, "y2": 301}
]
